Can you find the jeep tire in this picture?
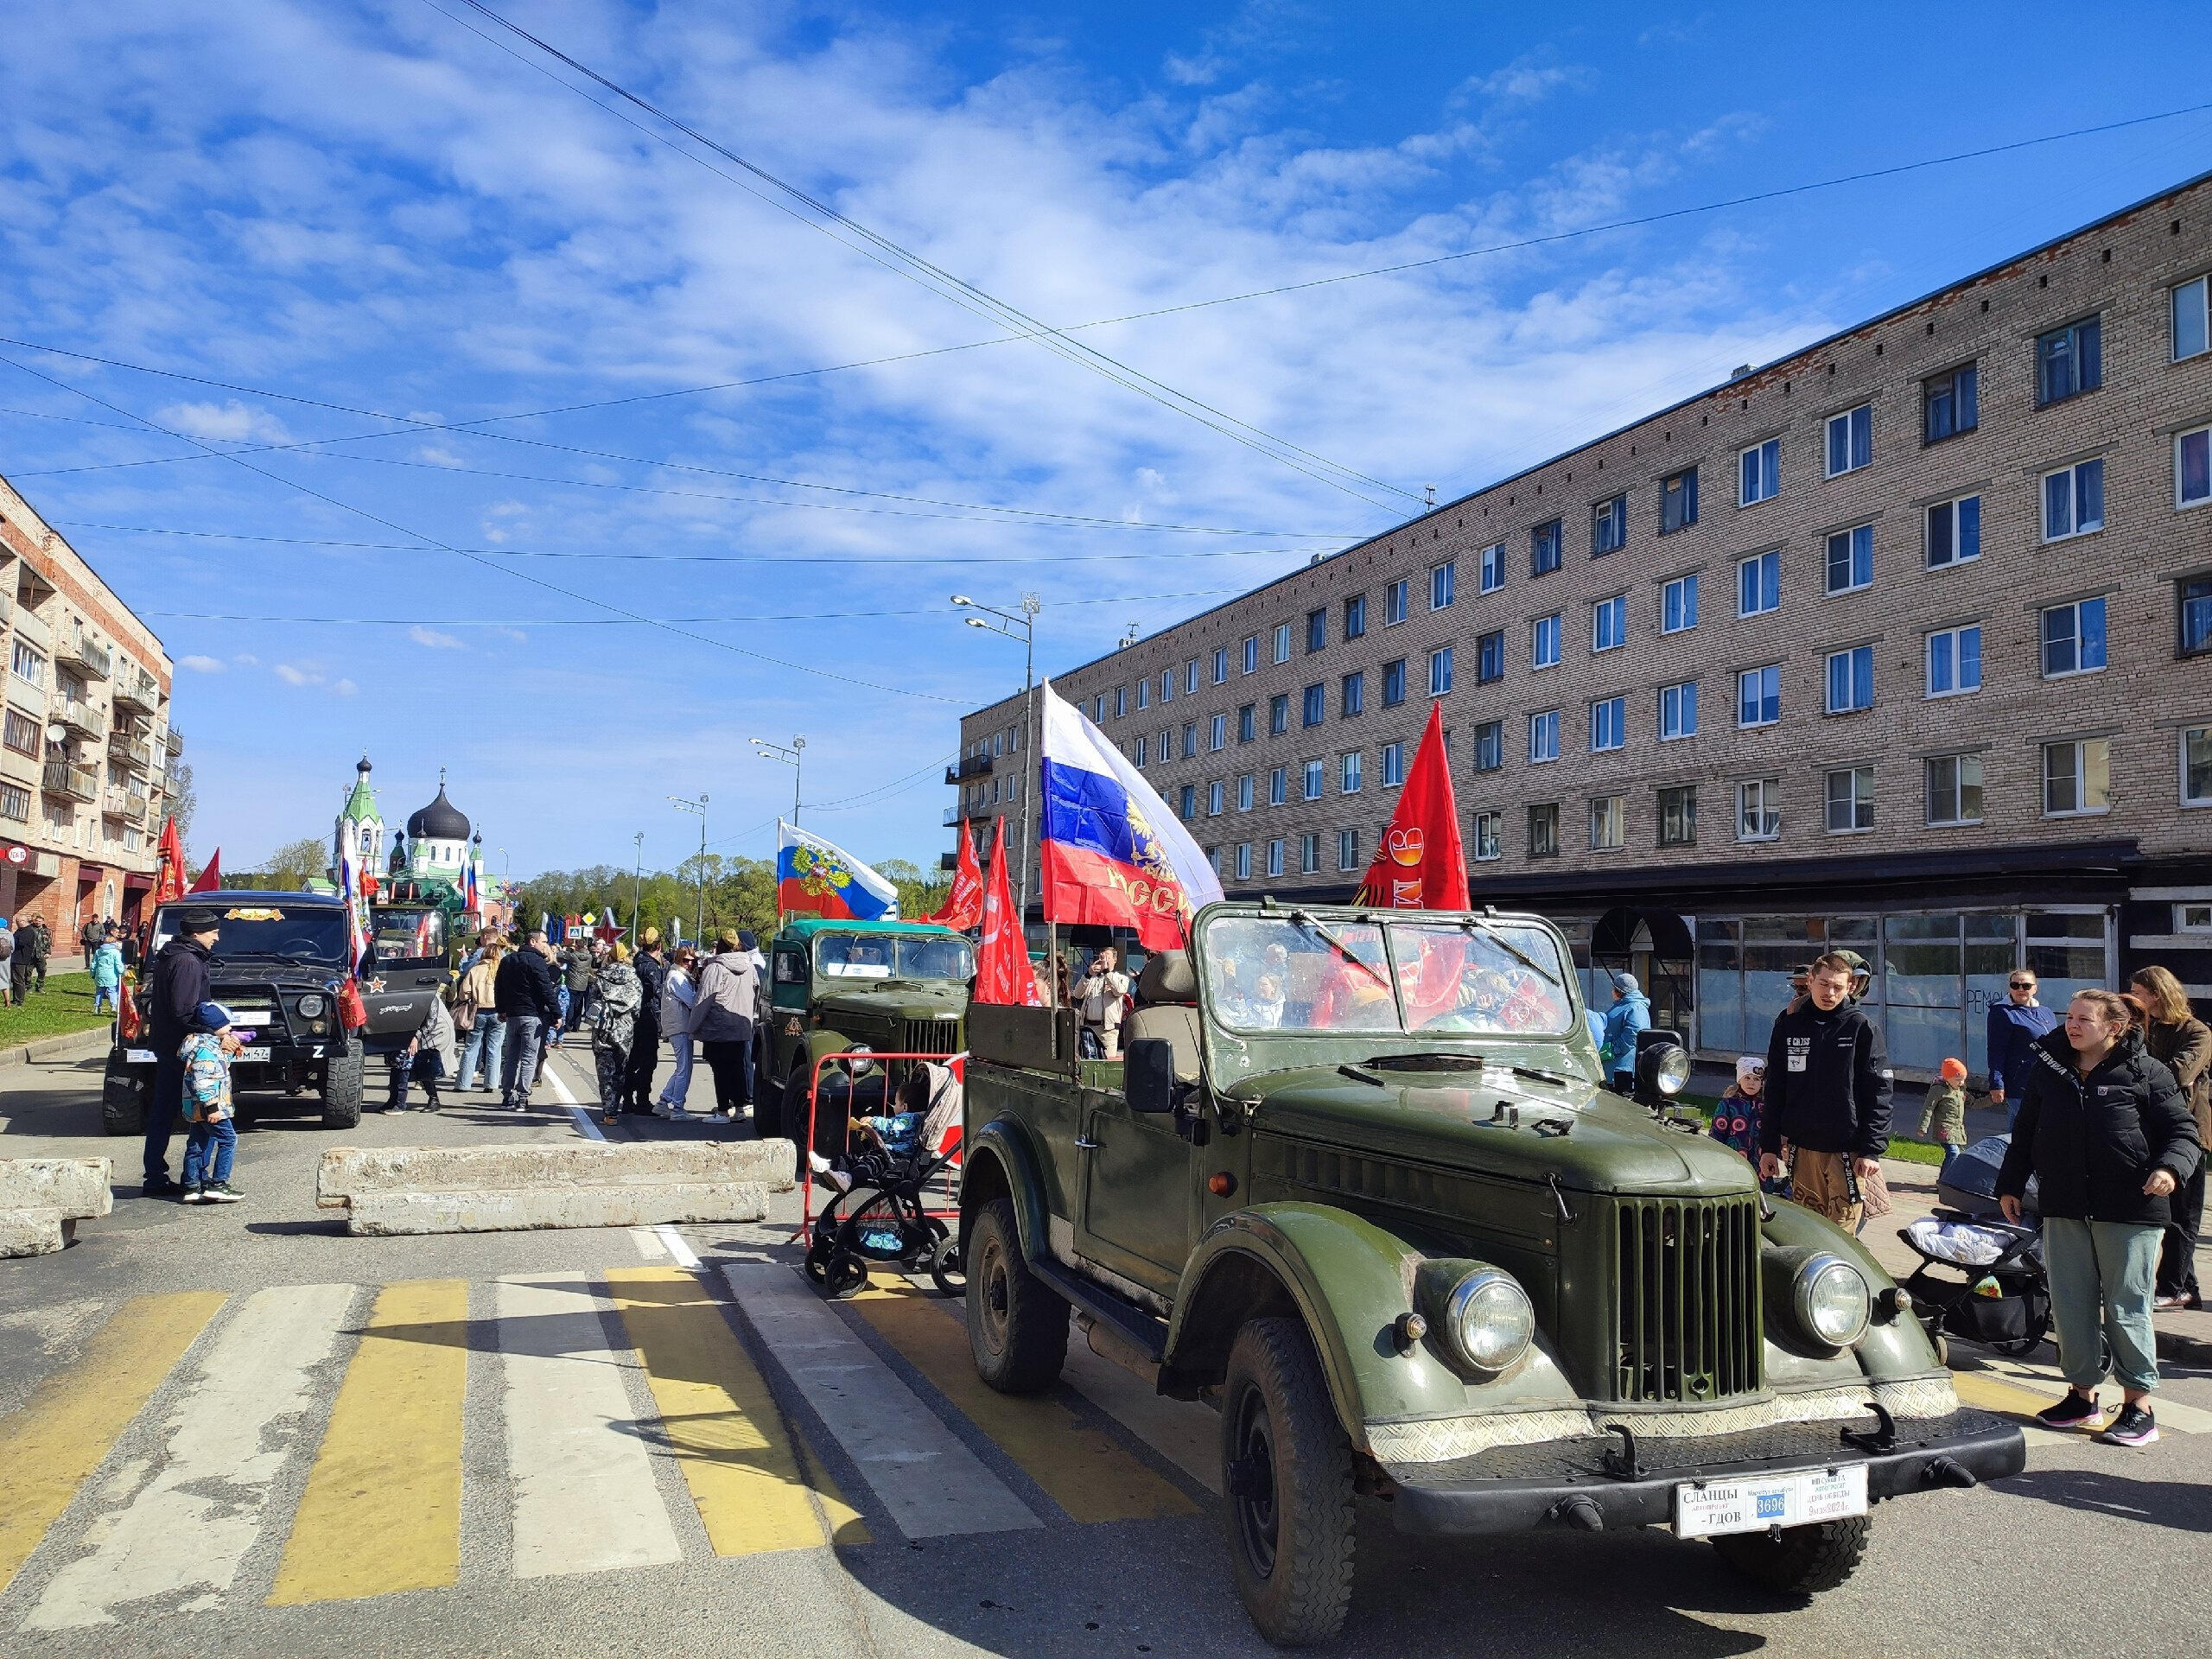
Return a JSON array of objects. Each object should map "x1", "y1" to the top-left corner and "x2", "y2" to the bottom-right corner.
[
  {"x1": 101, "y1": 1053, "x2": 147, "y2": 1137},
  {"x1": 1711, "y1": 1514, "x2": 1872, "y2": 1595},
  {"x1": 321, "y1": 1046, "x2": 365, "y2": 1129},
  {"x1": 1220, "y1": 1316, "x2": 1357, "y2": 1648},
  {"x1": 965, "y1": 1196, "x2": 1067, "y2": 1393}
]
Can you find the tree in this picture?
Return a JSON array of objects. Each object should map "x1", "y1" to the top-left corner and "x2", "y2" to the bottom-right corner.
[
  {"x1": 167, "y1": 760, "x2": 198, "y2": 856},
  {"x1": 238, "y1": 836, "x2": 331, "y2": 891},
  {"x1": 876, "y1": 857, "x2": 950, "y2": 921}
]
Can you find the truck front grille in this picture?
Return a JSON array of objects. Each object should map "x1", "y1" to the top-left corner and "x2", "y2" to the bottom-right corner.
[
  {"x1": 901, "y1": 1018, "x2": 961, "y2": 1059},
  {"x1": 1612, "y1": 1196, "x2": 1763, "y2": 1403}
]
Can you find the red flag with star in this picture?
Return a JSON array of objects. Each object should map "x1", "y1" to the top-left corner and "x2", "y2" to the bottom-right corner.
[
  {"x1": 927, "y1": 818, "x2": 985, "y2": 931},
  {"x1": 1355, "y1": 702, "x2": 1469, "y2": 912}
]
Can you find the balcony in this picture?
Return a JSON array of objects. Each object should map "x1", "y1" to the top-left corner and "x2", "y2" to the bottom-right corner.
[
  {"x1": 125, "y1": 793, "x2": 149, "y2": 825},
  {"x1": 0, "y1": 588, "x2": 12, "y2": 628},
  {"x1": 112, "y1": 664, "x2": 160, "y2": 715},
  {"x1": 41, "y1": 760, "x2": 97, "y2": 803},
  {"x1": 944, "y1": 754, "x2": 993, "y2": 785},
  {"x1": 113, "y1": 734, "x2": 153, "y2": 772},
  {"x1": 56, "y1": 629, "x2": 111, "y2": 680},
  {"x1": 938, "y1": 851, "x2": 959, "y2": 873},
  {"x1": 10, "y1": 604, "x2": 49, "y2": 653},
  {"x1": 165, "y1": 723, "x2": 184, "y2": 756},
  {"x1": 51, "y1": 696, "x2": 104, "y2": 742}
]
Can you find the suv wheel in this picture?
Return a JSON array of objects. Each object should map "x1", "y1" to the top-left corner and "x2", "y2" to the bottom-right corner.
[
  {"x1": 1711, "y1": 1515, "x2": 1872, "y2": 1595},
  {"x1": 1220, "y1": 1317, "x2": 1356, "y2": 1648},
  {"x1": 321, "y1": 1046, "x2": 365, "y2": 1129},
  {"x1": 101, "y1": 1053, "x2": 147, "y2": 1137},
  {"x1": 964, "y1": 1196, "x2": 1067, "y2": 1393}
]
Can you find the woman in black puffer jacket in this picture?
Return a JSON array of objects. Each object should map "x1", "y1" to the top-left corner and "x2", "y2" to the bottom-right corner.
[{"x1": 1997, "y1": 988, "x2": 2201, "y2": 1446}]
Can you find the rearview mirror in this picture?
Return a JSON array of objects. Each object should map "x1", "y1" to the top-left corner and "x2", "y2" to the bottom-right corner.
[{"x1": 1125, "y1": 1038, "x2": 1175, "y2": 1114}]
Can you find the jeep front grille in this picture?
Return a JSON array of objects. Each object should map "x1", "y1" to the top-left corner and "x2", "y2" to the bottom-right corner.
[
  {"x1": 901, "y1": 1018, "x2": 961, "y2": 1059},
  {"x1": 1612, "y1": 1196, "x2": 1763, "y2": 1403}
]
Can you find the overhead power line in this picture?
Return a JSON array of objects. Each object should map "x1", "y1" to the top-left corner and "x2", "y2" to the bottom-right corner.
[{"x1": 142, "y1": 587, "x2": 1248, "y2": 626}]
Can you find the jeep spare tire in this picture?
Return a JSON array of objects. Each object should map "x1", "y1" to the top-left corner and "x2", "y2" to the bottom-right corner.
[
  {"x1": 321, "y1": 1046, "x2": 364, "y2": 1129},
  {"x1": 965, "y1": 1196, "x2": 1067, "y2": 1393}
]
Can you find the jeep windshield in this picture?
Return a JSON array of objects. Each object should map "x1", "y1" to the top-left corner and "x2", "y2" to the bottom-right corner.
[
  {"x1": 814, "y1": 932, "x2": 974, "y2": 982},
  {"x1": 370, "y1": 906, "x2": 449, "y2": 963},
  {"x1": 1198, "y1": 913, "x2": 1574, "y2": 1037},
  {"x1": 151, "y1": 905, "x2": 350, "y2": 968}
]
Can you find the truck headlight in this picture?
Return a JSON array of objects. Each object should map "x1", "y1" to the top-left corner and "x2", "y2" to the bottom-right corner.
[
  {"x1": 1794, "y1": 1254, "x2": 1872, "y2": 1349},
  {"x1": 1637, "y1": 1041, "x2": 1691, "y2": 1097},
  {"x1": 1443, "y1": 1269, "x2": 1535, "y2": 1374},
  {"x1": 297, "y1": 993, "x2": 326, "y2": 1019}
]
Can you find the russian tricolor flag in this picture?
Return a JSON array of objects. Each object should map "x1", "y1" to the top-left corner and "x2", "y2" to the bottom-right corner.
[
  {"x1": 777, "y1": 821, "x2": 899, "y2": 921},
  {"x1": 1039, "y1": 681, "x2": 1223, "y2": 949}
]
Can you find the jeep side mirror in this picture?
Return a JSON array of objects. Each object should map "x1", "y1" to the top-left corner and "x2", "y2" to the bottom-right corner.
[{"x1": 1125, "y1": 1038, "x2": 1175, "y2": 1114}]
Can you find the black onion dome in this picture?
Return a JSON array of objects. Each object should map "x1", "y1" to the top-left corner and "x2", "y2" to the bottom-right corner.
[{"x1": 406, "y1": 784, "x2": 471, "y2": 842}]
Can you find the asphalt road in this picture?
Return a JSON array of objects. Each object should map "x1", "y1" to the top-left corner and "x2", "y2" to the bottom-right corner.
[{"x1": 2, "y1": 1039, "x2": 2209, "y2": 1659}]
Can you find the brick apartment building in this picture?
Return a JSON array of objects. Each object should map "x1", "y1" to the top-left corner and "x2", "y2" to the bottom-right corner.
[
  {"x1": 951, "y1": 169, "x2": 2212, "y2": 1077},
  {"x1": 0, "y1": 474, "x2": 181, "y2": 942}
]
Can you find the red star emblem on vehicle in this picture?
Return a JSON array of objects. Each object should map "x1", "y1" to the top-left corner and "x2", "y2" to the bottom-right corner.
[{"x1": 365, "y1": 976, "x2": 387, "y2": 993}]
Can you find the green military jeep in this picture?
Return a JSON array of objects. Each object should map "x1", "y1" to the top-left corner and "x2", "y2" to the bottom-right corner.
[
  {"x1": 957, "y1": 901, "x2": 2023, "y2": 1647},
  {"x1": 755, "y1": 918, "x2": 974, "y2": 1153}
]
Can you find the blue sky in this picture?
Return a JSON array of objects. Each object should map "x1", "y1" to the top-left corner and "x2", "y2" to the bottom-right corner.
[{"x1": 3, "y1": 1, "x2": 2208, "y2": 879}]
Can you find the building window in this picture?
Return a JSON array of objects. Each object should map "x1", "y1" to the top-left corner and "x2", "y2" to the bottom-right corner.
[
  {"x1": 1926, "y1": 753, "x2": 1985, "y2": 826},
  {"x1": 1661, "y1": 574, "x2": 1698, "y2": 634},
  {"x1": 1529, "y1": 709, "x2": 1560, "y2": 764},
  {"x1": 1478, "y1": 543, "x2": 1505, "y2": 594},
  {"x1": 1160, "y1": 670, "x2": 1173, "y2": 704},
  {"x1": 1341, "y1": 672, "x2": 1364, "y2": 716},
  {"x1": 1531, "y1": 519, "x2": 1562, "y2": 576},
  {"x1": 1430, "y1": 560, "x2": 1457, "y2": 611},
  {"x1": 1531, "y1": 613, "x2": 1560, "y2": 669},
  {"x1": 1208, "y1": 714, "x2": 1226, "y2": 751},
  {"x1": 2177, "y1": 424, "x2": 2210, "y2": 509},
  {"x1": 2181, "y1": 576, "x2": 2212, "y2": 658},
  {"x1": 1428, "y1": 647, "x2": 1454, "y2": 696},
  {"x1": 2043, "y1": 458, "x2": 2106, "y2": 541},
  {"x1": 2037, "y1": 315, "x2": 2102, "y2": 405},
  {"x1": 1301, "y1": 684, "x2": 1325, "y2": 727},
  {"x1": 1472, "y1": 720, "x2": 1503, "y2": 771},
  {"x1": 1736, "y1": 779, "x2": 1781, "y2": 842},
  {"x1": 1300, "y1": 832, "x2": 1321, "y2": 874},
  {"x1": 1590, "y1": 796, "x2": 1625, "y2": 851},
  {"x1": 1738, "y1": 549, "x2": 1780, "y2": 616},
  {"x1": 1268, "y1": 766, "x2": 1287, "y2": 806},
  {"x1": 1528, "y1": 803, "x2": 1560, "y2": 858},
  {"x1": 1825, "y1": 523, "x2": 1874, "y2": 594},
  {"x1": 1341, "y1": 751, "x2": 1363, "y2": 793},
  {"x1": 1208, "y1": 781, "x2": 1224, "y2": 816},
  {"x1": 1657, "y1": 785, "x2": 1696, "y2": 848},
  {"x1": 1385, "y1": 579, "x2": 1408, "y2": 626},
  {"x1": 1306, "y1": 608, "x2": 1327, "y2": 654},
  {"x1": 2041, "y1": 597, "x2": 2107, "y2": 678},
  {"x1": 2182, "y1": 727, "x2": 2212, "y2": 806},
  {"x1": 1268, "y1": 694, "x2": 1289, "y2": 734},
  {"x1": 1747, "y1": 663, "x2": 1791, "y2": 731},
  {"x1": 1259, "y1": 626, "x2": 1281, "y2": 666},
  {"x1": 1658, "y1": 680, "x2": 1698, "y2": 741},
  {"x1": 1343, "y1": 594, "x2": 1367, "y2": 640},
  {"x1": 1924, "y1": 364, "x2": 1979, "y2": 442},
  {"x1": 1728, "y1": 454, "x2": 1774, "y2": 527},
  {"x1": 1472, "y1": 811, "x2": 1501, "y2": 861},
  {"x1": 0, "y1": 783, "x2": 28, "y2": 823},
  {"x1": 1179, "y1": 784, "x2": 1196, "y2": 819},
  {"x1": 1826, "y1": 645, "x2": 1874, "y2": 713},
  {"x1": 1926, "y1": 625, "x2": 1982, "y2": 696},
  {"x1": 2177, "y1": 276, "x2": 2211, "y2": 361},
  {"x1": 1185, "y1": 659, "x2": 1199, "y2": 696},
  {"x1": 2, "y1": 709, "x2": 41, "y2": 756},
  {"x1": 1660, "y1": 467, "x2": 1699, "y2": 534},
  {"x1": 1337, "y1": 829, "x2": 1361, "y2": 872},
  {"x1": 1475, "y1": 630, "x2": 1504, "y2": 683},
  {"x1": 1592, "y1": 494, "x2": 1627, "y2": 556},
  {"x1": 1213, "y1": 648, "x2": 1231, "y2": 684},
  {"x1": 1590, "y1": 696, "x2": 1626, "y2": 752},
  {"x1": 1825, "y1": 766, "x2": 1875, "y2": 833},
  {"x1": 1182, "y1": 722, "x2": 1198, "y2": 759},
  {"x1": 1135, "y1": 735, "x2": 1148, "y2": 766},
  {"x1": 1266, "y1": 838, "x2": 1285, "y2": 878},
  {"x1": 1135, "y1": 679, "x2": 1148, "y2": 712},
  {"x1": 10, "y1": 642, "x2": 45, "y2": 687},
  {"x1": 1592, "y1": 594, "x2": 1627, "y2": 652},
  {"x1": 2043, "y1": 738, "x2": 2112, "y2": 817},
  {"x1": 1237, "y1": 703, "x2": 1256, "y2": 743},
  {"x1": 1379, "y1": 661, "x2": 1405, "y2": 707},
  {"x1": 1241, "y1": 635, "x2": 1259, "y2": 675},
  {"x1": 1235, "y1": 843, "x2": 1252, "y2": 880},
  {"x1": 1926, "y1": 494, "x2": 1981, "y2": 569},
  {"x1": 1825, "y1": 404, "x2": 1873, "y2": 476},
  {"x1": 1237, "y1": 774, "x2": 1255, "y2": 811},
  {"x1": 1303, "y1": 759, "x2": 1324, "y2": 800},
  {"x1": 1381, "y1": 741, "x2": 1405, "y2": 787}
]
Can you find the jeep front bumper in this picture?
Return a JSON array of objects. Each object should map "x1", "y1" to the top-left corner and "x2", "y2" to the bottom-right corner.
[{"x1": 1381, "y1": 1408, "x2": 2024, "y2": 1535}]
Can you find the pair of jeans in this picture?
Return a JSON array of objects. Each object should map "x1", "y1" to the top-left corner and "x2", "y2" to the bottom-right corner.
[
  {"x1": 458, "y1": 1010, "x2": 505, "y2": 1089},
  {"x1": 500, "y1": 1015, "x2": 544, "y2": 1107},
  {"x1": 146, "y1": 1053, "x2": 186, "y2": 1183},
  {"x1": 388, "y1": 1051, "x2": 446, "y2": 1109},
  {"x1": 701, "y1": 1039, "x2": 753, "y2": 1115},
  {"x1": 1935, "y1": 1143, "x2": 1966, "y2": 1188},
  {"x1": 2158, "y1": 1161, "x2": 2205, "y2": 1300},
  {"x1": 181, "y1": 1116, "x2": 236, "y2": 1188},
  {"x1": 93, "y1": 984, "x2": 116, "y2": 1014},
  {"x1": 2044, "y1": 1216, "x2": 2164, "y2": 1394},
  {"x1": 658, "y1": 1033, "x2": 695, "y2": 1108}
]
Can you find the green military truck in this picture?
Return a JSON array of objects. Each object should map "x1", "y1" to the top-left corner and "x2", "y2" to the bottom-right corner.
[
  {"x1": 956, "y1": 901, "x2": 2023, "y2": 1647},
  {"x1": 754, "y1": 918, "x2": 974, "y2": 1151}
]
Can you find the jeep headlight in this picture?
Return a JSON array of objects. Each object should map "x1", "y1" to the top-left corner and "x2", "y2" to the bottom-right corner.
[
  {"x1": 1794, "y1": 1253, "x2": 1872, "y2": 1349},
  {"x1": 1638, "y1": 1041, "x2": 1691, "y2": 1097},
  {"x1": 1443, "y1": 1269, "x2": 1535, "y2": 1374},
  {"x1": 296, "y1": 993, "x2": 326, "y2": 1019}
]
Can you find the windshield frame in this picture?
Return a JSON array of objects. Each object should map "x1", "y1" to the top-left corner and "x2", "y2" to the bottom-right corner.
[
  {"x1": 369, "y1": 905, "x2": 452, "y2": 964},
  {"x1": 809, "y1": 930, "x2": 975, "y2": 984},
  {"x1": 150, "y1": 902, "x2": 352, "y2": 969}
]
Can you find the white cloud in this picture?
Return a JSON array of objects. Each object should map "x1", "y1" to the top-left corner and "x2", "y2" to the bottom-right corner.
[
  {"x1": 273, "y1": 663, "x2": 314, "y2": 686},
  {"x1": 232, "y1": 654, "x2": 259, "y2": 668},
  {"x1": 332, "y1": 677, "x2": 358, "y2": 696},
  {"x1": 178, "y1": 654, "x2": 225, "y2": 672},
  {"x1": 407, "y1": 625, "x2": 465, "y2": 650},
  {"x1": 155, "y1": 398, "x2": 293, "y2": 444}
]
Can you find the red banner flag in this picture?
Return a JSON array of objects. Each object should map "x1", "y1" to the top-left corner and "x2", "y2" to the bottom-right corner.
[
  {"x1": 974, "y1": 818, "x2": 1040, "y2": 1006},
  {"x1": 188, "y1": 849, "x2": 222, "y2": 893},
  {"x1": 152, "y1": 817, "x2": 188, "y2": 906},
  {"x1": 1355, "y1": 702, "x2": 1469, "y2": 912},
  {"x1": 927, "y1": 818, "x2": 985, "y2": 931}
]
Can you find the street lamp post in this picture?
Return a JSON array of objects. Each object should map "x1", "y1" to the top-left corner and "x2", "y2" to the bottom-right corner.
[
  {"x1": 749, "y1": 735, "x2": 806, "y2": 823},
  {"x1": 668, "y1": 794, "x2": 708, "y2": 944},
  {"x1": 631, "y1": 830, "x2": 645, "y2": 941},
  {"x1": 950, "y1": 594, "x2": 1040, "y2": 919}
]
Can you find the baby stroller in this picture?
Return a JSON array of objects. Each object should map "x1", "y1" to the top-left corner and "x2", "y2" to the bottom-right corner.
[
  {"x1": 1897, "y1": 1134, "x2": 2050, "y2": 1358},
  {"x1": 804, "y1": 1061, "x2": 965, "y2": 1300}
]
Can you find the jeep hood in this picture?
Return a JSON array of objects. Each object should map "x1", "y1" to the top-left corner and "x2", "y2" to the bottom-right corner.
[
  {"x1": 817, "y1": 985, "x2": 966, "y2": 1025},
  {"x1": 1234, "y1": 1067, "x2": 1755, "y2": 1197}
]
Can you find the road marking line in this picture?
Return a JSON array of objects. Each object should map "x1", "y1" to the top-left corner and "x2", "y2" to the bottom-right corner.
[
  {"x1": 0, "y1": 1291, "x2": 227, "y2": 1598},
  {"x1": 607, "y1": 1267, "x2": 867, "y2": 1553},
  {"x1": 550, "y1": 1056, "x2": 702, "y2": 1267},
  {"x1": 267, "y1": 1280, "x2": 469, "y2": 1606},
  {"x1": 848, "y1": 1282, "x2": 1200, "y2": 1525},
  {"x1": 496, "y1": 1274, "x2": 683, "y2": 1580},
  {"x1": 723, "y1": 1264, "x2": 1040, "y2": 1539},
  {"x1": 22, "y1": 1283, "x2": 353, "y2": 1631},
  {"x1": 1951, "y1": 1363, "x2": 2209, "y2": 1435}
]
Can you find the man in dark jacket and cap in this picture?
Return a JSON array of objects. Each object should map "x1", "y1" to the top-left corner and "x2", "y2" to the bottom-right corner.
[
  {"x1": 1760, "y1": 950, "x2": 1893, "y2": 1230},
  {"x1": 624, "y1": 926, "x2": 668, "y2": 1112},
  {"x1": 493, "y1": 929, "x2": 563, "y2": 1109},
  {"x1": 144, "y1": 907, "x2": 223, "y2": 1197}
]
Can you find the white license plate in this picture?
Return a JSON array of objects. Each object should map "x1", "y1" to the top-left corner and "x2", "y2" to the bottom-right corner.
[
  {"x1": 126, "y1": 1048, "x2": 157, "y2": 1065},
  {"x1": 1673, "y1": 1464, "x2": 1867, "y2": 1539},
  {"x1": 237, "y1": 1046, "x2": 271, "y2": 1063}
]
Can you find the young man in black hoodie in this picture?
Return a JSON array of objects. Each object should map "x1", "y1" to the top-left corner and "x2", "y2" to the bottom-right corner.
[
  {"x1": 1759, "y1": 950, "x2": 1893, "y2": 1230},
  {"x1": 143, "y1": 906, "x2": 223, "y2": 1198}
]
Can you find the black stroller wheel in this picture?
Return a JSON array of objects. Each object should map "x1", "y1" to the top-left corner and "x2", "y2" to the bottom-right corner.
[
  {"x1": 821, "y1": 1249, "x2": 868, "y2": 1299},
  {"x1": 927, "y1": 1224, "x2": 965, "y2": 1298}
]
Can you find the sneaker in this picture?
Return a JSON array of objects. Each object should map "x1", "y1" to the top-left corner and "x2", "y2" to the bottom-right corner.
[
  {"x1": 179, "y1": 1185, "x2": 206, "y2": 1205},
  {"x1": 203, "y1": 1182, "x2": 243, "y2": 1205},
  {"x1": 142, "y1": 1175, "x2": 181, "y2": 1198},
  {"x1": 2095, "y1": 1404, "x2": 2159, "y2": 1446},
  {"x1": 2036, "y1": 1389, "x2": 2103, "y2": 1430}
]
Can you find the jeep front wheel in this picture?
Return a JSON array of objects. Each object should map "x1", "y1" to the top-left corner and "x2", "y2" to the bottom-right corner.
[
  {"x1": 1219, "y1": 1317, "x2": 1357, "y2": 1648},
  {"x1": 1711, "y1": 1515, "x2": 1872, "y2": 1595},
  {"x1": 964, "y1": 1197, "x2": 1066, "y2": 1393},
  {"x1": 321, "y1": 1046, "x2": 364, "y2": 1129}
]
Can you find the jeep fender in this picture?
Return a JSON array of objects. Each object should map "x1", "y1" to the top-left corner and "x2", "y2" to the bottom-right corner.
[
  {"x1": 1760, "y1": 1192, "x2": 1946, "y2": 1382},
  {"x1": 957, "y1": 1116, "x2": 1057, "y2": 1260},
  {"x1": 1162, "y1": 1204, "x2": 1582, "y2": 1452}
]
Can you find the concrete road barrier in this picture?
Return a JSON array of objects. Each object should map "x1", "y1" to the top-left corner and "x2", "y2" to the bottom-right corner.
[
  {"x1": 0, "y1": 1156, "x2": 113, "y2": 1257},
  {"x1": 315, "y1": 1139, "x2": 797, "y2": 1237}
]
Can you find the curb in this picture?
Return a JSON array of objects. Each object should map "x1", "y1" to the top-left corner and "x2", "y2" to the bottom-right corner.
[
  {"x1": 2157, "y1": 1327, "x2": 2212, "y2": 1364},
  {"x1": 0, "y1": 1027, "x2": 111, "y2": 1071}
]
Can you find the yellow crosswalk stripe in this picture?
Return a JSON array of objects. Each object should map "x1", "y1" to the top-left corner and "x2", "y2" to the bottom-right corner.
[
  {"x1": 268, "y1": 1281, "x2": 469, "y2": 1605},
  {"x1": 849, "y1": 1283, "x2": 1198, "y2": 1524},
  {"x1": 607, "y1": 1267, "x2": 868, "y2": 1553},
  {"x1": 1950, "y1": 1368, "x2": 2065, "y2": 1419},
  {"x1": 0, "y1": 1290, "x2": 227, "y2": 1596}
]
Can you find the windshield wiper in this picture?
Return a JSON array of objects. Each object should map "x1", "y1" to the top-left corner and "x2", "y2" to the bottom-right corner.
[
  {"x1": 1288, "y1": 910, "x2": 1389, "y2": 989},
  {"x1": 1369, "y1": 1052, "x2": 1576, "y2": 1089},
  {"x1": 1440, "y1": 919, "x2": 1562, "y2": 986}
]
